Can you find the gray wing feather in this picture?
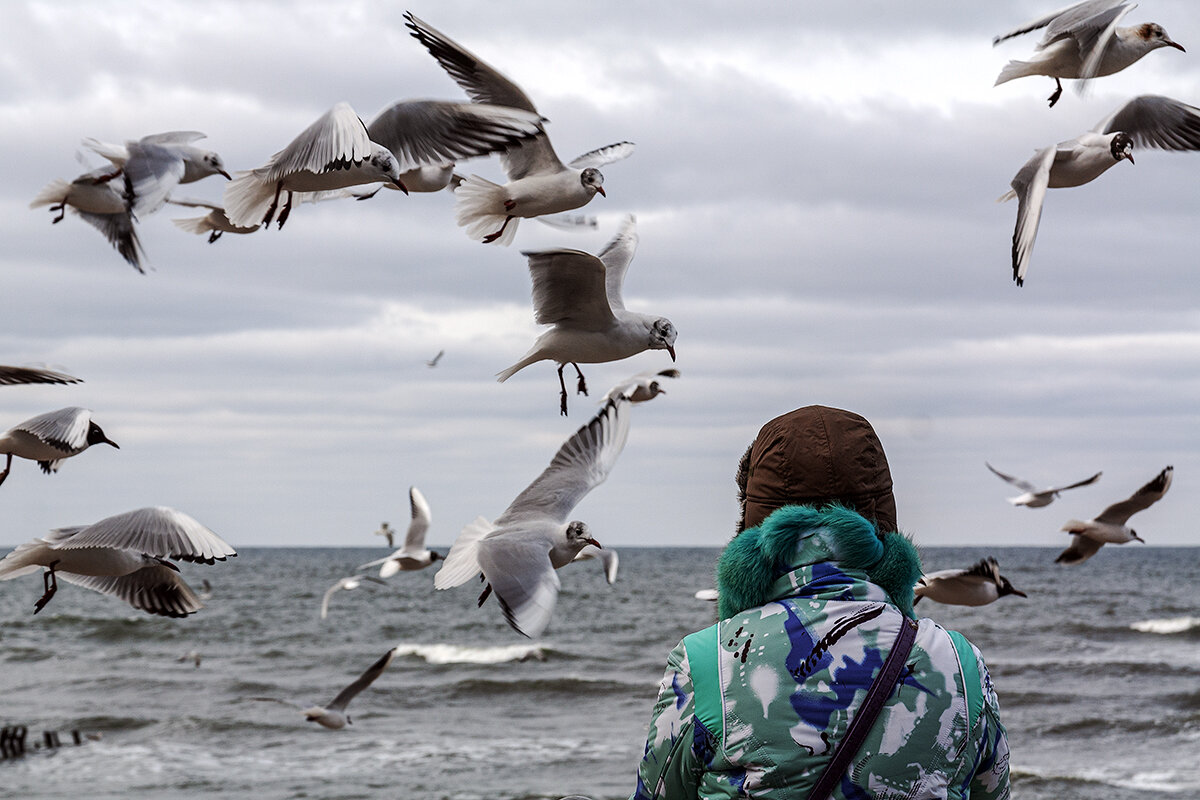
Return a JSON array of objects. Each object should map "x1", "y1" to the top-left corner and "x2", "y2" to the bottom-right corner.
[
  {"x1": 403, "y1": 486, "x2": 432, "y2": 552},
  {"x1": 13, "y1": 407, "x2": 91, "y2": 452},
  {"x1": 524, "y1": 249, "x2": 616, "y2": 330},
  {"x1": 1094, "y1": 96, "x2": 1200, "y2": 151},
  {"x1": 985, "y1": 462, "x2": 1037, "y2": 493},
  {"x1": 255, "y1": 103, "x2": 373, "y2": 182},
  {"x1": 366, "y1": 100, "x2": 543, "y2": 173},
  {"x1": 0, "y1": 366, "x2": 82, "y2": 386},
  {"x1": 59, "y1": 565, "x2": 203, "y2": 618},
  {"x1": 75, "y1": 209, "x2": 145, "y2": 273},
  {"x1": 327, "y1": 648, "x2": 396, "y2": 711},
  {"x1": 596, "y1": 214, "x2": 638, "y2": 312},
  {"x1": 476, "y1": 535, "x2": 560, "y2": 638},
  {"x1": 51, "y1": 507, "x2": 236, "y2": 564},
  {"x1": 1094, "y1": 466, "x2": 1173, "y2": 525},
  {"x1": 1045, "y1": 471, "x2": 1103, "y2": 493},
  {"x1": 123, "y1": 141, "x2": 187, "y2": 215},
  {"x1": 1009, "y1": 146, "x2": 1055, "y2": 286},
  {"x1": 568, "y1": 141, "x2": 636, "y2": 170},
  {"x1": 1055, "y1": 534, "x2": 1104, "y2": 565}
]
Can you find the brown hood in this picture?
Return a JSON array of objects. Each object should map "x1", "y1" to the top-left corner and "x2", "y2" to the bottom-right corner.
[{"x1": 736, "y1": 405, "x2": 897, "y2": 535}]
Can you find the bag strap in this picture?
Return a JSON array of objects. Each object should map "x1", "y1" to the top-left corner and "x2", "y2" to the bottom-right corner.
[{"x1": 806, "y1": 616, "x2": 919, "y2": 800}]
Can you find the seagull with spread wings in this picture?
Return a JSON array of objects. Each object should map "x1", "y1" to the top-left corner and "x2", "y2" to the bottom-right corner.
[
  {"x1": 985, "y1": 462, "x2": 1101, "y2": 507},
  {"x1": 251, "y1": 648, "x2": 397, "y2": 730},
  {"x1": 83, "y1": 131, "x2": 231, "y2": 215},
  {"x1": 31, "y1": 166, "x2": 146, "y2": 272},
  {"x1": 1057, "y1": 466, "x2": 1173, "y2": 564},
  {"x1": 0, "y1": 407, "x2": 118, "y2": 488},
  {"x1": 357, "y1": 487, "x2": 442, "y2": 578},
  {"x1": 914, "y1": 557, "x2": 1027, "y2": 606}
]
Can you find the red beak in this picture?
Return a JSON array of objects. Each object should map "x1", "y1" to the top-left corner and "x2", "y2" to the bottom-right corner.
[
  {"x1": 595, "y1": 186, "x2": 606, "y2": 198},
  {"x1": 667, "y1": 346, "x2": 676, "y2": 362},
  {"x1": 585, "y1": 537, "x2": 602, "y2": 549}
]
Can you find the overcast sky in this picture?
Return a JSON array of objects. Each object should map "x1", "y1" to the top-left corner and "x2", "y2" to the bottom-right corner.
[{"x1": 1, "y1": 1, "x2": 1198, "y2": 554}]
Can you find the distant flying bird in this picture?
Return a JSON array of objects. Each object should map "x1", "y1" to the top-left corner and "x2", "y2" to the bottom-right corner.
[
  {"x1": 985, "y1": 462, "x2": 1101, "y2": 507},
  {"x1": 320, "y1": 574, "x2": 388, "y2": 620},
  {"x1": 496, "y1": 215, "x2": 677, "y2": 415},
  {"x1": 435, "y1": 395, "x2": 637, "y2": 637},
  {"x1": 30, "y1": 166, "x2": 146, "y2": 272},
  {"x1": 224, "y1": 102, "x2": 406, "y2": 230},
  {"x1": 603, "y1": 368, "x2": 681, "y2": 405},
  {"x1": 913, "y1": 557, "x2": 1027, "y2": 606},
  {"x1": 0, "y1": 506, "x2": 236, "y2": 616},
  {"x1": 405, "y1": 12, "x2": 635, "y2": 245},
  {"x1": 356, "y1": 487, "x2": 442, "y2": 578},
  {"x1": 177, "y1": 650, "x2": 202, "y2": 668},
  {"x1": 993, "y1": 1, "x2": 1185, "y2": 107},
  {"x1": 167, "y1": 197, "x2": 259, "y2": 242},
  {"x1": 83, "y1": 131, "x2": 231, "y2": 215},
  {"x1": 571, "y1": 543, "x2": 619, "y2": 584},
  {"x1": 1057, "y1": 465, "x2": 1173, "y2": 564},
  {"x1": 1001, "y1": 95, "x2": 1200, "y2": 286},
  {"x1": 0, "y1": 365, "x2": 81, "y2": 386},
  {"x1": 426, "y1": 350, "x2": 445, "y2": 368},
  {"x1": 374, "y1": 521, "x2": 396, "y2": 548},
  {"x1": 0, "y1": 406, "x2": 118, "y2": 488},
  {"x1": 252, "y1": 647, "x2": 397, "y2": 730}
]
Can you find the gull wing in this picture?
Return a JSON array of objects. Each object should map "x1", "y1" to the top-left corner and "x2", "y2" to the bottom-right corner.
[
  {"x1": 524, "y1": 249, "x2": 616, "y2": 331},
  {"x1": 140, "y1": 131, "x2": 207, "y2": 146},
  {"x1": 50, "y1": 506, "x2": 236, "y2": 564},
  {"x1": 573, "y1": 543, "x2": 619, "y2": 584},
  {"x1": 991, "y1": 0, "x2": 1124, "y2": 45},
  {"x1": 1076, "y1": 4, "x2": 1135, "y2": 81},
  {"x1": 477, "y1": 532, "x2": 560, "y2": 638},
  {"x1": 602, "y1": 368, "x2": 680, "y2": 404},
  {"x1": 435, "y1": 516, "x2": 495, "y2": 589},
  {"x1": 59, "y1": 565, "x2": 203, "y2": 618},
  {"x1": 403, "y1": 11, "x2": 565, "y2": 180},
  {"x1": 165, "y1": 196, "x2": 223, "y2": 212},
  {"x1": 0, "y1": 365, "x2": 81, "y2": 386},
  {"x1": 596, "y1": 214, "x2": 638, "y2": 311},
  {"x1": 254, "y1": 102, "x2": 374, "y2": 183},
  {"x1": 402, "y1": 486, "x2": 433, "y2": 553},
  {"x1": 326, "y1": 648, "x2": 397, "y2": 712},
  {"x1": 1094, "y1": 466, "x2": 1173, "y2": 525},
  {"x1": 366, "y1": 100, "x2": 542, "y2": 173},
  {"x1": 12, "y1": 407, "x2": 92, "y2": 452},
  {"x1": 1055, "y1": 534, "x2": 1103, "y2": 565},
  {"x1": 497, "y1": 398, "x2": 632, "y2": 527},
  {"x1": 962, "y1": 557, "x2": 1003, "y2": 583},
  {"x1": 123, "y1": 141, "x2": 188, "y2": 215},
  {"x1": 1093, "y1": 95, "x2": 1200, "y2": 151},
  {"x1": 75, "y1": 209, "x2": 145, "y2": 274},
  {"x1": 985, "y1": 462, "x2": 1037, "y2": 493},
  {"x1": 320, "y1": 577, "x2": 350, "y2": 620},
  {"x1": 568, "y1": 141, "x2": 637, "y2": 170},
  {"x1": 1044, "y1": 470, "x2": 1102, "y2": 494},
  {"x1": 1007, "y1": 145, "x2": 1055, "y2": 286}
]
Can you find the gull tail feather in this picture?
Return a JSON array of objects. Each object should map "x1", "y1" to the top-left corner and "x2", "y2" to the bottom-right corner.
[
  {"x1": 1061, "y1": 519, "x2": 1088, "y2": 534},
  {"x1": 434, "y1": 517, "x2": 495, "y2": 590},
  {"x1": 30, "y1": 179, "x2": 70, "y2": 209},
  {"x1": 994, "y1": 60, "x2": 1039, "y2": 86},
  {"x1": 496, "y1": 349, "x2": 542, "y2": 383},
  {"x1": 455, "y1": 175, "x2": 520, "y2": 246},
  {"x1": 172, "y1": 215, "x2": 214, "y2": 236},
  {"x1": 223, "y1": 173, "x2": 273, "y2": 228}
]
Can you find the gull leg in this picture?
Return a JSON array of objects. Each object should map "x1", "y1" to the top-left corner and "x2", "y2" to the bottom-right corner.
[
  {"x1": 263, "y1": 182, "x2": 283, "y2": 228},
  {"x1": 503, "y1": 199, "x2": 516, "y2": 212},
  {"x1": 276, "y1": 191, "x2": 294, "y2": 229},
  {"x1": 50, "y1": 204, "x2": 66, "y2": 224},
  {"x1": 557, "y1": 363, "x2": 570, "y2": 416},
  {"x1": 34, "y1": 560, "x2": 60, "y2": 615},
  {"x1": 208, "y1": 231, "x2": 222, "y2": 244},
  {"x1": 571, "y1": 362, "x2": 588, "y2": 396},
  {"x1": 92, "y1": 169, "x2": 123, "y2": 185},
  {"x1": 1047, "y1": 78, "x2": 1063, "y2": 108},
  {"x1": 482, "y1": 215, "x2": 515, "y2": 244}
]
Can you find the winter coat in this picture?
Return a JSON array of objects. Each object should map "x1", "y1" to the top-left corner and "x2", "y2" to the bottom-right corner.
[{"x1": 630, "y1": 505, "x2": 1011, "y2": 800}]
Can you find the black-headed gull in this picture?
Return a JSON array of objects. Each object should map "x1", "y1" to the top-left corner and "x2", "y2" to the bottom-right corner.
[
  {"x1": 0, "y1": 407, "x2": 118, "y2": 488},
  {"x1": 0, "y1": 365, "x2": 81, "y2": 386},
  {"x1": 30, "y1": 167, "x2": 146, "y2": 272},
  {"x1": 1057, "y1": 465, "x2": 1172, "y2": 564},
  {"x1": 356, "y1": 487, "x2": 441, "y2": 578},
  {"x1": 224, "y1": 102, "x2": 406, "y2": 230},
  {"x1": 435, "y1": 395, "x2": 636, "y2": 638},
  {"x1": 913, "y1": 557, "x2": 1027, "y2": 606},
  {"x1": 603, "y1": 368, "x2": 680, "y2": 405},
  {"x1": 1002, "y1": 95, "x2": 1200, "y2": 286},
  {"x1": 572, "y1": 543, "x2": 619, "y2": 584},
  {"x1": 985, "y1": 462, "x2": 1101, "y2": 507},
  {"x1": 994, "y1": 1, "x2": 1185, "y2": 107},
  {"x1": 496, "y1": 215, "x2": 677, "y2": 415},
  {"x1": 166, "y1": 197, "x2": 259, "y2": 243},
  {"x1": 83, "y1": 131, "x2": 231, "y2": 215},
  {"x1": 319, "y1": 574, "x2": 388, "y2": 620},
  {"x1": 0, "y1": 506, "x2": 236, "y2": 616},
  {"x1": 374, "y1": 521, "x2": 397, "y2": 548},
  {"x1": 405, "y1": 12, "x2": 634, "y2": 245},
  {"x1": 252, "y1": 647, "x2": 397, "y2": 730}
]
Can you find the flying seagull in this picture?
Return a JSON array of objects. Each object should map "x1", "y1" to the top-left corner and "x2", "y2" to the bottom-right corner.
[
  {"x1": 357, "y1": 487, "x2": 442, "y2": 578},
  {"x1": 0, "y1": 365, "x2": 82, "y2": 386},
  {"x1": 405, "y1": 11, "x2": 634, "y2": 245},
  {"x1": 0, "y1": 406, "x2": 118, "y2": 488},
  {"x1": 496, "y1": 215, "x2": 676, "y2": 415},
  {"x1": 985, "y1": 462, "x2": 1101, "y2": 507},
  {"x1": 167, "y1": 197, "x2": 259, "y2": 242},
  {"x1": 435, "y1": 395, "x2": 638, "y2": 637},
  {"x1": 571, "y1": 543, "x2": 619, "y2": 584},
  {"x1": 603, "y1": 368, "x2": 681, "y2": 405},
  {"x1": 0, "y1": 506, "x2": 236, "y2": 616},
  {"x1": 426, "y1": 350, "x2": 445, "y2": 368},
  {"x1": 83, "y1": 131, "x2": 231, "y2": 215},
  {"x1": 374, "y1": 521, "x2": 396, "y2": 548},
  {"x1": 993, "y1": 0, "x2": 1185, "y2": 107},
  {"x1": 30, "y1": 166, "x2": 146, "y2": 272},
  {"x1": 320, "y1": 574, "x2": 388, "y2": 620},
  {"x1": 251, "y1": 647, "x2": 397, "y2": 730},
  {"x1": 913, "y1": 557, "x2": 1027, "y2": 606},
  {"x1": 1057, "y1": 465, "x2": 1173, "y2": 564},
  {"x1": 1001, "y1": 95, "x2": 1200, "y2": 286}
]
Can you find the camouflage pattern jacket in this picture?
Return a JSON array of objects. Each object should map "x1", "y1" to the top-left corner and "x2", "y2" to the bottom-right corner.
[{"x1": 631, "y1": 506, "x2": 1011, "y2": 800}]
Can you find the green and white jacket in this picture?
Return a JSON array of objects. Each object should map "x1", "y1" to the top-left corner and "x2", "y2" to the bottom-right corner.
[{"x1": 631, "y1": 505, "x2": 1011, "y2": 800}]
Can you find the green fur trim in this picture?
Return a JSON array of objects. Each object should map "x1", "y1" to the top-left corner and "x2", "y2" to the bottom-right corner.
[{"x1": 716, "y1": 504, "x2": 922, "y2": 620}]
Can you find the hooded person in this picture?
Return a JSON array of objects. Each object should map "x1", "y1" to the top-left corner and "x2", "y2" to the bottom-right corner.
[{"x1": 630, "y1": 406, "x2": 1011, "y2": 800}]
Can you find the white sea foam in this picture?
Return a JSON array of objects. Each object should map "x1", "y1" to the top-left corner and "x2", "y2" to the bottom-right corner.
[
  {"x1": 391, "y1": 642, "x2": 546, "y2": 664},
  {"x1": 1129, "y1": 617, "x2": 1200, "y2": 635}
]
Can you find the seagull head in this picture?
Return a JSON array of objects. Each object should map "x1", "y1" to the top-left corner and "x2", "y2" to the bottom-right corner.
[
  {"x1": 580, "y1": 167, "x2": 605, "y2": 198},
  {"x1": 997, "y1": 575, "x2": 1026, "y2": 599},
  {"x1": 649, "y1": 318, "x2": 678, "y2": 361},
  {"x1": 1136, "y1": 23, "x2": 1185, "y2": 53},
  {"x1": 370, "y1": 145, "x2": 408, "y2": 194},
  {"x1": 1111, "y1": 133, "x2": 1134, "y2": 165},
  {"x1": 1130, "y1": 529, "x2": 1145, "y2": 543},
  {"x1": 202, "y1": 152, "x2": 232, "y2": 180},
  {"x1": 86, "y1": 421, "x2": 119, "y2": 449},
  {"x1": 565, "y1": 520, "x2": 601, "y2": 550},
  {"x1": 430, "y1": 551, "x2": 443, "y2": 563}
]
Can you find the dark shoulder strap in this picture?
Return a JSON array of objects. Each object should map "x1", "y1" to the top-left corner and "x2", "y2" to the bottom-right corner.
[{"x1": 806, "y1": 616, "x2": 919, "y2": 800}]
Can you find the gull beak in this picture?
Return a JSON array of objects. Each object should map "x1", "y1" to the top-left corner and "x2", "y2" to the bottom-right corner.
[
  {"x1": 1013, "y1": 589, "x2": 1028, "y2": 598},
  {"x1": 1126, "y1": 150, "x2": 1135, "y2": 165},
  {"x1": 595, "y1": 186, "x2": 606, "y2": 198},
  {"x1": 219, "y1": 169, "x2": 232, "y2": 180},
  {"x1": 667, "y1": 345, "x2": 676, "y2": 362},
  {"x1": 1169, "y1": 40, "x2": 1186, "y2": 52},
  {"x1": 104, "y1": 437, "x2": 120, "y2": 449},
  {"x1": 393, "y1": 178, "x2": 409, "y2": 195},
  {"x1": 585, "y1": 537, "x2": 602, "y2": 549}
]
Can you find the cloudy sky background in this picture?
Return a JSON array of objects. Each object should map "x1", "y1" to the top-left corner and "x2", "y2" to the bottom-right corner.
[{"x1": 1, "y1": 1, "x2": 1197, "y2": 553}]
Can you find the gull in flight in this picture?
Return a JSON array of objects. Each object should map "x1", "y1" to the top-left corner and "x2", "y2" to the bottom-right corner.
[
  {"x1": 496, "y1": 215, "x2": 677, "y2": 415},
  {"x1": 30, "y1": 166, "x2": 145, "y2": 272},
  {"x1": 83, "y1": 131, "x2": 231, "y2": 215},
  {"x1": 167, "y1": 197, "x2": 259, "y2": 243},
  {"x1": 993, "y1": 0, "x2": 1185, "y2": 107},
  {"x1": 1001, "y1": 95, "x2": 1200, "y2": 286},
  {"x1": 1057, "y1": 465, "x2": 1173, "y2": 564},
  {"x1": 374, "y1": 521, "x2": 396, "y2": 548},
  {"x1": 0, "y1": 365, "x2": 81, "y2": 386},
  {"x1": 426, "y1": 350, "x2": 445, "y2": 368},
  {"x1": 357, "y1": 487, "x2": 442, "y2": 578},
  {"x1": 252, "y1": 647, "x2": 397, "y2": 730},
  {"x1": 0, "y1": 406, "x2": 118, "y2": 488},
  {"x1": 435, "y1": 394, "x2": 638, "y2": 637},
  {"x1": 571, "y1": 543, "x2": 619, "y2": 584},
  {"x1": 0, "y1": 506, "x2": 236, "y2": 616},
  {"x1": 320, "y1": 574, "x2": 388, "y2": 620},
  {"x1": 405, "y1": 12, "x2": 635, "y2": 245},
  {"x1": 913, "y1": 557, "x2": 1027, "y2": 606},
  {"x1": 603, "y1": 368, "x2": 681, "y2": 405},
  {"x1": 985, "y1": 462, "x2": 1101, "y2": 507}
]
